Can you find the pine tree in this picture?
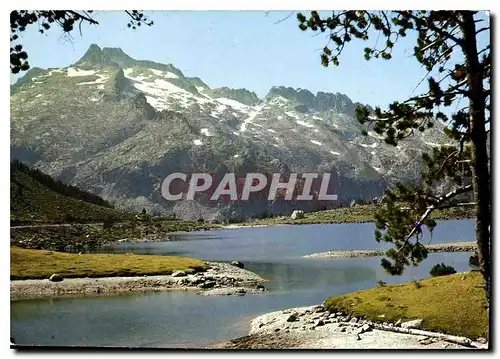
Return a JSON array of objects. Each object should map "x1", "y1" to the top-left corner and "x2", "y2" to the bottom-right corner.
[{"x1": 297, "y1": 10, "x2": 490, "y2": 303}]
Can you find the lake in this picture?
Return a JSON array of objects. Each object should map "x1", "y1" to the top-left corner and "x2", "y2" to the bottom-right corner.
[{"x1": 11, "y1": 219, "x2": 475, "y2": 348}]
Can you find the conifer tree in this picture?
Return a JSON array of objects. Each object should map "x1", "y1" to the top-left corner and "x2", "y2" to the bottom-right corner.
[{"x1": 297, "y1": 11, "x2": 490, "y2": 302}]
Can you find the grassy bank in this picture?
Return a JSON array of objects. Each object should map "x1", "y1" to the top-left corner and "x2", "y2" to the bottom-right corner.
[
  {"x1": 323, "y1": 271, "x2": 487, "y2": 339},
  {"x1": 10, "y1": 247, "x2": 208, "y2": 280},
  {"x1": 242, "y1": 204, "x2": 474, "y2": 226}
]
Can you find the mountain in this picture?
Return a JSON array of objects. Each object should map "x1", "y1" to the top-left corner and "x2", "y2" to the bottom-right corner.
[
  {"x1": 10, "y1": 160, "x2": 126, "y2": 224},
  {"x1": 10, "y1": 44, "x2": 453, "y2": 220}
]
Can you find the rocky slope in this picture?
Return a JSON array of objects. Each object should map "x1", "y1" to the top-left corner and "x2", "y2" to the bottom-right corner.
[{"x1": 10, "y1": 44, "x2": 453, "y2": 220}]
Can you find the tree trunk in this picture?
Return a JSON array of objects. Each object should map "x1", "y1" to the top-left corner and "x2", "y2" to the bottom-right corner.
[
  {"x1": 370, "y1": 322, "x2": 486, "y2": 348},
  {"x1": 460, "y1": 10, "x2": 491, "y2": 336}
]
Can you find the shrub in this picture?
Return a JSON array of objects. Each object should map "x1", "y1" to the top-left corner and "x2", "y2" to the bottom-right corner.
[
  {"x1": 197, "y1": 218, "x2": 204, "y2": 223},
  {"x1": 469, "y1": 254, "x2": 479, "y2": 268},
  {"x1": 103, "y1": 217, "x2": 115, "y2": 230},
  {"x1": 412, "y1": 279, "x2": 422, "y2": 289},
  {"x1": 376, "y1": 280, "x2": 387, "y2": 287},
  {"x1": 429, "y1": 263, "x2": 457, "y2": 277},
  {"x1": 64, "y1": 214, "x2": 76, "y2": 222}
]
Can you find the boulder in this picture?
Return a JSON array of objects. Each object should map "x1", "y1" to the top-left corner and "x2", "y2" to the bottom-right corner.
[
  {"x1": 171, "y1": 270, "x2": 187, "y2": 277},
  {"x1": 476, "y1": 337, "x2": 487, "y2": 344},
  {"x1": 314, "y1": 319, "x2": 325, "y2": 327},
  {"x1": 401, "y1": 319, "x2": 423, "y2": 329},
  {"x1": 198, "y1": 280, "x2": 216, "y2": 289},
  {"x1": 189, "y1": 277, "x2": 204, "y2": 285},
  {"x1": 49, "y1": 274, "x2": 63, "y2": 282},
  {"x1": 286, "y1": 314, "x2": 298, "y2": 322},
  {"x1": 356, "y1": 324, "x2": 372, "y2": 335},
  {"x1": 290, "y1": 210, "x2": 304, "y2": 219},
  {"x1": 395, "y1": 319, "x2": 402, "y2": 327},
  {"x1": 313, "y1": 305, "x2": 325, "y2": 312},
  {"x1": 230, "y1": 261, "x2": 244, "y2": 269}
]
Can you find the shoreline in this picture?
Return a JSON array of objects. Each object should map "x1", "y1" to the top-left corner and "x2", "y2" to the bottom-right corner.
[
  {"x1": 304, "y1": 241, "x2": 476, "y2": 258},
  {"x1": 10, "y1": 261, "x2": 267, "y2": 301},
  {"x1": 212, "y1": 304, "x2": 487, "y2": 349}
]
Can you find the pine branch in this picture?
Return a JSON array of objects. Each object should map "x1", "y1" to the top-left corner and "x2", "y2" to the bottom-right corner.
[
  {"x1": 67, "y1": 10, "x2": 99, "y2": 25},
  {"x1": 396, "y1": 184, "x2": 473, "y2": 253},
  {"x1": 396, "y1": 11, "x2": 464, "y2": 46}
]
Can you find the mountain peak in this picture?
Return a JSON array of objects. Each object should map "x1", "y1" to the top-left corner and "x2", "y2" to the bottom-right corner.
[
  {"x1": 101, "y1": 47, "x2": 135, "y2": 67},
  {"x1": 74, "y1": 44, "x2": 119, "y2": 70},
  {"x1": 210, "y1": 87, "x2": 260, "y2": 106},
  {"x1": 265, "y1": 86, "x2": 355, "y2": 115}
]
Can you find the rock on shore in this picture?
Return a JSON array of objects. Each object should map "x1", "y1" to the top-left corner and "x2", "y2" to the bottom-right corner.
[
  {"x1": 213, "y1": 305, "x2": 487, "y2": 349},
  {"x1": 10, "y1": 262, "x2": 267, "y2": 300}
]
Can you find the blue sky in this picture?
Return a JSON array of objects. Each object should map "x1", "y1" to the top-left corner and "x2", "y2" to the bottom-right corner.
[{"x1": 11, "y1": 11, "x2": 489, "y2": 109}]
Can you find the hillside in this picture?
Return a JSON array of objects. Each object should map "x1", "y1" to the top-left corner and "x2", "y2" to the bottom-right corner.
[{"x1": 10, "y1": 160, "x2": 127, "y2": 224}]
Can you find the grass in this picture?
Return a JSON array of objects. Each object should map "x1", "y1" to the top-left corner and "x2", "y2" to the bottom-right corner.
[
  {"x1": 324, "y1": 271, "x2": 488, "y2": 339},
  {"x1": 10, "y1": 247, "x2": 208, "y2": 280},
  {"x1": 243, "y1": 204, "x2": 474, "y2": 227}
]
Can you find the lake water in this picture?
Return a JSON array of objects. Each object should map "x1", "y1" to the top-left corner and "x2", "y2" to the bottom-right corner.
[{"x1": 11, "y1": 219, "x2": 475, "y2": 348}]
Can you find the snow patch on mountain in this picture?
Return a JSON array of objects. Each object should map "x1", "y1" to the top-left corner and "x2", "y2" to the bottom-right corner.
[
  {"x1": 358, "y1": 142, "x2": 378, "y2": 148},
  {"x1": 150, "y1": 68, "x2": 179, "y2": 79},
  {"x1": 216, "y1": 98, "x2": 249, "y2": 111},
  {"x1": 67, "y1": 68, "x2": 96, "y2": 77},
  {"x1": 297, "y1": 120, "x2": 315, "y2": 128},
  {"x1": 268, "y1": 95, "x2": 290, "y2": 106},
  {"x1": 200, "y1": 128, "x2": 213, "y2": 137},
  {"x1": 426, "y1": 142, "x2": 444, "y2": 147},
  {"x1": 76, "y1": 73, "x2": 109, "y2": 86},
  {"x1": 368, "y1": 131, "x2": 384, "y2": 140},
  {"x1": 310, "y1": 140, "x2": 322, "y2": 146},
  {"x1": 240, "y1": 104, "x2": 264, "y2": 132},
  {"x1": 193, "y1": 139, "x2": 203, "y2": 146}
]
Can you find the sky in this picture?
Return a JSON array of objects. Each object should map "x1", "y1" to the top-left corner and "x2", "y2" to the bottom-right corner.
[{"x1": 10, "y1": 11, "x2": 490, "y2": 109}]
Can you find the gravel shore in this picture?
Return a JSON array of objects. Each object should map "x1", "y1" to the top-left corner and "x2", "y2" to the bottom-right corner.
[
  {"x1": 10, "y1": 262, "x2": 267, "y2": 301},
  {"x1": 304, "y1": 241, "x2": 476, "y2": 258},
  {"x1": 212, "y1": 305, "x2": 487, "y2": 349}
]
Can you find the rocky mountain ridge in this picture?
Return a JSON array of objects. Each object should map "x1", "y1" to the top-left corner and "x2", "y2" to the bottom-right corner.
[{"x1": 10, "y1": 44, "x2": 453, "y2": 220}]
